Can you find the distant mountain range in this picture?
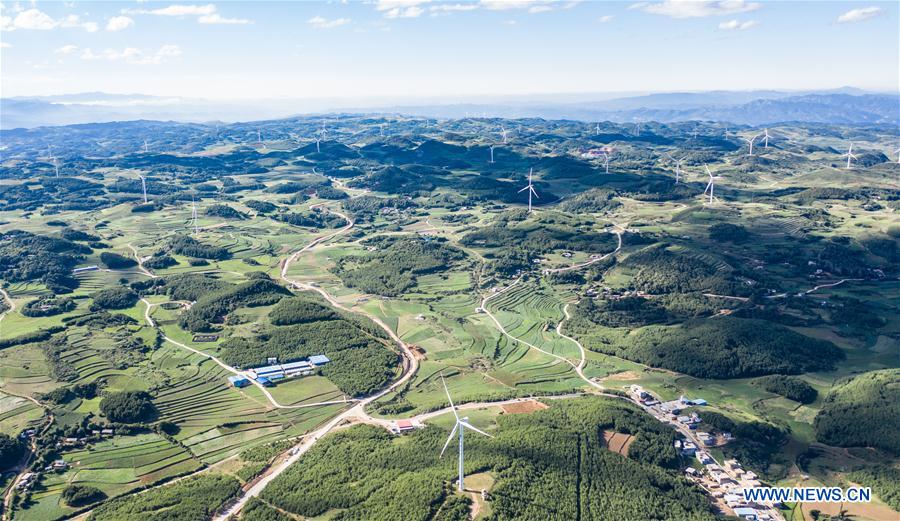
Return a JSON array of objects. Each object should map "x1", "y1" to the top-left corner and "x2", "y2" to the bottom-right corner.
[{"x1": 1, "y1": 89, "x2": 897, "y2": 129}]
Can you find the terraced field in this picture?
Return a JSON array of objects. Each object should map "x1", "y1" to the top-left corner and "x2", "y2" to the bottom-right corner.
[{"x1": 15, "y1": 433, "x2": 202, "y2": 521}]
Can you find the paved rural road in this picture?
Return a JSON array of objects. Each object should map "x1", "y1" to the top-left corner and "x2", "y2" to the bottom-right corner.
[
  {"x1": 140, "y1": 298, "x2": 349, "y2": 411},
  {"x1": 479, "y1": 229, "x2": 622, "y2": 392},
  {"x1": 543, "y1": 229, "x2": 622, "y2": 274},
  {"x1": 218, "y1": 205, "x2": 421, "y2": 519}
]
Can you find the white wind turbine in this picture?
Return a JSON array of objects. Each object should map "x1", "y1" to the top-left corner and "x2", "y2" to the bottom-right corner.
[
  {"x1": 143, "y1": 139, "x2": 149, "y2": 153},
  {"x1": 745, "y1": 134, "x2": 757, "y2": 156},
  {"x1": 46, "y1": 145, "x2": 60, "y2": 178},
  {"x1": 703, "y1": 165, "x2": 723, "y2": 204},
  {"x1": 500, "y1": 126, "x2": 509, "y2": 144},
  {"x1": 489, "y1": 145, "x2": 495, "y2": 164},
  {"x1": 595, "y1": 123, "x2": 600, "y2": 136},
  {"x1": 438, "y1": 373, "x2": 493, "y2": 492},
  {"x1": 762, "y1": 128, "x2": 771, "y2": 148},
  {"x1": 601, "y1": 152, "x2": 611, "y2": 174},
  {"x1": 139, "y1": 175, "x2": 148, "y2": 203},
  {"x1": 843, "y1": 142, "x2": 858, "y2": 170},
  {"x1": 666, "y1": 154, "x2": 687, "y2": 184},
  {"x1": 518, "y1": 168, "x2": 538, "y2": 212},
  {"x1": 191, "y1": 195, "x2": 199, "y2": 234}
]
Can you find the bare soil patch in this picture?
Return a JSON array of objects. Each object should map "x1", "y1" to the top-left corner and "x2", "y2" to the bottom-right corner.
[
  {"x1": 501, "y1": 400, "x2": 549, "y2": 415},
  {"x1": 605, "y1": 370, "x2": 642, "y2": 381},
  {"x1": 602, "y1": 430, "x2": 634, "y2": 456}
]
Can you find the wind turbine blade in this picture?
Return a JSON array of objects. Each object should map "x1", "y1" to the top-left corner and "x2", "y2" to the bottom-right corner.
[
  {"x1": 704, "y1": 181, "x2": 713, "y2": 194},
  {"x1": 460, "y1": 421, "x2": 494, "y2": 439},
  {"x1": 530, "y1": 187, "x2": 539, "y2": 198},
  {"x1": 441, "y1": 373, "x2": 458, "y2": 419},
  {"x1": 518, "y1": 186, "x2": 529, "y2": 193},
  {"x1": 439, "y1": 423, "x2": 459, "y2": 458}
]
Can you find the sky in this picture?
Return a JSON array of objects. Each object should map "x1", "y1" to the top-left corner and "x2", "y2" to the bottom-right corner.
[{"x1": 1, "y1": 1, "x2": 898, "y2": 101}]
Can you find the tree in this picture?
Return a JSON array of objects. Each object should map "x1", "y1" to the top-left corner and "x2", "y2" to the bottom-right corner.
[
  {"x1": 99, "y1": 391, "x2": 156, "y2": 423},
  {"x1": 61, "y1": 485, "x2": 106, "y2": 506},
  {"x1": 0, "y1": 434, "x2": 25, "y2": 470}
]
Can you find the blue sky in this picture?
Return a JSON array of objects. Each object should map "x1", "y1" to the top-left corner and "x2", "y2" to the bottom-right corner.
[{"x1": 1, "y1": 1, "x2": 897, "y2": 100}]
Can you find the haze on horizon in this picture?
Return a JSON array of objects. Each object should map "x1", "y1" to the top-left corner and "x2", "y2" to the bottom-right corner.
[{"x1": 1, "y1": 0, "x2": 898, "y2": 103}]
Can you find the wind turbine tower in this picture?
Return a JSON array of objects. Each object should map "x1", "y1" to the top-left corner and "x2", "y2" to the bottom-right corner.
[
  {"x1": 667, "y1": 154, "x2": 686, "y2": 184},
  {"x1": 703, "y1": 165, "x2": 723, "y2": 204},
  {"x1": 843, "y1": 143, "x2": 858, "y2": 170},
  {"x1": 53, "y1": 157, "x2": 60, "y2": 178},
  {"x1": 500, "y1": 126, "x2": 509, "y2": 144},
  {"x1": 489, "y1": 145, "x2": 495, "y2": 164},
  {"x1": 595, "y1": 123, "x2": 600, "y2": 136},
  {"x1": 762, "y1": 129, "x2": 770, "y2": 148},
  {"x1": 439, "y1": 374, "x2": 493, "y2": 492},
  {"x1": 745, "y1": 134, "x2": 757, "y2": 156},
  {"x1": 518, "y1": 168, "x2": 539, "y2": 212},
  {"x1": 191, "y1": 195, "x2": 199, "y2": 234},
  {"x1": 601, "y1": 152, "x2": 610, "y2": 174},
  {"x1": 144, "y1": 140, "x2": 149, "y2": 153},
  {"x1": 139, "y1": 175, "x2": 148, "y2": 203}
]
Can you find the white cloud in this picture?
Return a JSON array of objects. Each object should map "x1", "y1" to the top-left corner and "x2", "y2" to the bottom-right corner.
[
  {"x1": 384, "y1": 6, "x2": 425, "y2": 18},
  {"x1": 836, "y1": 6, "x2": 883, "y2": 24},
  {"x1": 0, "y1": 41, "x2": 11, "y2": 48},
  {"x1": 376, "y1": 0, "x2": 430, "y2": 10},
  {"x1": 54, "y1": 44, "x2": 78, "y2": 54},
  {"x1": 528, "y1": 5, "x2": 552, "y2": 14},
  {"x1": 11, "y1": 8, "x2": 55, "y2": 29},
  {"x1": 125, "y1": 4, "x2": 252, "y2": 24},
  {"x1": 129, "y1": 4, "x2": 216, "y2": 16},
  {"x1": 2, "y1": 9, "x2": 98, "y2": 31},
  {"x1": 376, "y1": 0, "x2": 429, "y2": 18},
  {"x1": 80, "y1": 44, "x2": 182, "y2": 65},
  {"x1": 718, "y1": 18, "x2": 757, "y2": 30},
  {"x1": 429, "y1": 3, "x2": 479, "y2": 14},
  {"x1": 480, "y1": 1, "x2": 559, "y2": 12},
  {"x1": 307, "y1": 16, "x2": 350, "y2": 29},
  {"x1": 60, "y1": 14, "x2": 99, "y2": 32},
  {"x1": 501, "y1": 19, "x2": 517, "y2": 25},
  {"x1": 106, "y1": 15, "x2": 134, "y2": 32},
  {"x1": 198, "y1": 13, "x2": 251, "y2": 24},
  {"x1": 598, "y1": 15, "x2": 613, "y2": 23},
  {"x1": 633, "y1": 0, "x2": 761, "y2": 19}
]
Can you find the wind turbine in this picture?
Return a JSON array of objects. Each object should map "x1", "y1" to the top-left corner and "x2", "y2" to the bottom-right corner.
[
  {"x1": 380, "y1": 123, "x2": 385, "y2": 137},
  {"x1": 595, "y1": 123, "x2": 600, "y2": 136},
  {"x1": 895, "y1": 146, "x2": 900, "y2": 164},
  {"x1": 489, "y1": 145, "x2": 495, "y2": 164},
  {"x1": 666, "y1": 154, "x2": 686, "y2": 184},
  {"x1": 601, "y1": 152, "x2": 611, "y2": 174},
  {"x1": 46, "y1": 145, "x2": 60, "y2": 178},
  {"x1": 762, "y1": 128, "x2": 771, "y2": 148},
  {"x1": 143, "y1": 140, "x2": 149, "y2": 153},
  {"x1": 139, "y1": 175, "x2": 148, "y2": 203},
  {"x1": 500, "y1": 126, "x2": 509, "y2": 144},
  {"x1": 745, "y1": 134, "x2": 757, "y2": 156},
  {"x1": 439, "y1": 373, "x2": 493, "y2": 492},
  {"x1": 315, "y1": 136, "x2": 321, "y2": 154},
  {"x1": 518, "y1": 168, "x2": 538, "y2": 212},
  {"x1": 191, "y1": 195, "x2": 199, "y2": 234},
  {"x1": 842, "y1": 143, "x2": 858, "y2": 170},
  {"x1": 703, "y1": 165, "x2": 723, "y2": 204}
]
